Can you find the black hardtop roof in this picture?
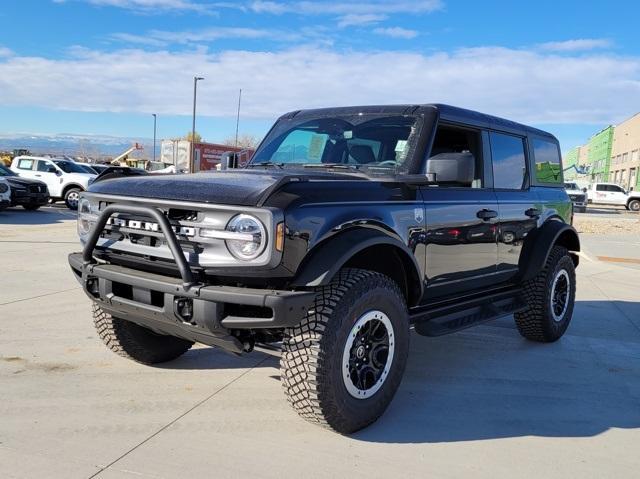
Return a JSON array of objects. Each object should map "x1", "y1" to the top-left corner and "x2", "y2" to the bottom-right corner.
[{"x1": 280, "y1": 103, "x2": 556, "y2": 141}]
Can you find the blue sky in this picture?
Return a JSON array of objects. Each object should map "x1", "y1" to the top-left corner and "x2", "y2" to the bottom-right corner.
[{"x1": 1, "y1": 0, "x2": 639, "y2": 151}]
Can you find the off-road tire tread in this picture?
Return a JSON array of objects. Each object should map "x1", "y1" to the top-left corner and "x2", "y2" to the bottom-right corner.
[
  {"x1": 280, "y1": 268, "x2": 406, "y2": 433},
  {"x1": 514, "y1": 245, "x2": 574, "y2": 342},
  {"x1": 92, "y1": 304, "x2": 193, "y2": 364}
]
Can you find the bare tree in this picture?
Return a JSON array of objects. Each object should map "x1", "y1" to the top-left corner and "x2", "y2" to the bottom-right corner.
[{"x1": 223, "y1": 133, "x2": 260, "y2": 149}]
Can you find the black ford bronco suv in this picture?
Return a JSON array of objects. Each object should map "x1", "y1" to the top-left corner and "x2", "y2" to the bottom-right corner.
[{"x1": 69, "y1": 104, "x2": 579, "y2": 433}]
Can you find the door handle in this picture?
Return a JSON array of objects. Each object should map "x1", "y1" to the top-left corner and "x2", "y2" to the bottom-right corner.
[
  {"x1": 476, "y1": 209, "x2": 498, "y2": 221},
  {"x1": 525, "y1": 208, "x2": 541, "y2": 218},
  {"x1": 35, "y1": 174, "x2": 41, "y2": 177}
]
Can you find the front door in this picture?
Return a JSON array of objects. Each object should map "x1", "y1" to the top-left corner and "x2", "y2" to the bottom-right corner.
[
  {"x1": 606, "y1": 184, "x2": 628, "y2": 205},
  {"x1": 33, "y1": 160, "x2": 62, "y2": 197},
  {"x1": 420, "y1": 123, "x2": 499, "y2": 298}
]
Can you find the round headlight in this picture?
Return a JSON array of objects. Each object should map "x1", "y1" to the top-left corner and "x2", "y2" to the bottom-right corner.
[
  {"x1": 225, "y1": 214, "x2": 267, "y2": 260},
  {"x1": 0, "y1": 182, "x2": 8, "y2": 193}
]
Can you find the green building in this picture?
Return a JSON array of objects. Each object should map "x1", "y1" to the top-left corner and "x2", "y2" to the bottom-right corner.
[
  {"x1": 563, "y1": 146, "x2": 580, "y2": 180},
  {"x1": 587, "y1": 126, "x2": 615, "y2": 182}
]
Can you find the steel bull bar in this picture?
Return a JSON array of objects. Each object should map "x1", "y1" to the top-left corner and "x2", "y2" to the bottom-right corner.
[{"x1": 69, "y1": 203, "x2": 315, "y2": 353}]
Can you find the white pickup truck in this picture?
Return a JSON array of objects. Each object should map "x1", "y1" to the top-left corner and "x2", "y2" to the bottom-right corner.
[{"x1": 587, "y1": 182, "x2": 640, "y2": 212}]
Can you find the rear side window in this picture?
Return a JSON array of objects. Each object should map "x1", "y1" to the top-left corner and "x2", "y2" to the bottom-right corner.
[
  {"x1": 532, "y1": 138, "x2": 562, "y2": 184},
  {"x1": 17, "y1": 159, "x2": 34, "y2": 170},
  {"x1": 596, "y1": 184, "x2": 607, "y2": 192},
  {"x1": 490, "y1": 132, "x2": 527, "y2": 189}
]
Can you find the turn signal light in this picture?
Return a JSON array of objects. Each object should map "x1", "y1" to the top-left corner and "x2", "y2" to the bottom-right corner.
[{"x1": 276, "y1": 222, "x2": 285, "y2": 252}]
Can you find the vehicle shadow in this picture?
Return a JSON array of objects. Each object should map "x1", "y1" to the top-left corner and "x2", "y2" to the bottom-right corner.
[
  {"x1": 355, "y1": 300, "x2": 640, "y2": 444},
  {"x1": 0, "y1": 205, "x2": 76, "y2": 226},
  {"x1": 157, "y1": 346, "x2": 277, "y2": 371},
  {"x1": 582, "y1": 206, "x2": 632, "y2": 215}
]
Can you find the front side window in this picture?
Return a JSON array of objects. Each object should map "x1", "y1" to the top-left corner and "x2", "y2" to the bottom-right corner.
[
  {"x1": 532, "y1": 138, "x2": 562, "y2": 184},
  {"x1": 37, "y1": 160, "x2": 54, "y2": 172},
  {"x1": 249, "y1": 114, "x2": 422, "y2": 175},
  {"x1": 52, "y1": 160, "x2": 87, "y2": 174},
  {"x1": 490, "y1": 132, "x2": 527, "y2": 189}
]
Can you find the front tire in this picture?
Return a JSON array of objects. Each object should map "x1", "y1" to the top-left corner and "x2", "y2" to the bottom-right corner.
[
  {"x1": 64, "y1": 188, "x2": 81, "y2": 210},
  {"x1": 93, "y1": 304, "x2": 193, "y2": 364},
  {"x1": 628, "y1": 199, "x2": 640, "y2": 212},
  {"x1": 281, "y1": 268, "x2": 409, "y2": 434},
  {"x1": 23, "y1": 203, "x2": 41, "y2": 211},
  {"x1": 515, "y1": 246, "x2": 576, "y2": 342}
]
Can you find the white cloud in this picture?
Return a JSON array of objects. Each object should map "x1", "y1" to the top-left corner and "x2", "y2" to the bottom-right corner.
[
  {"x1": 250, "y1": 0, "x2": 443, "y2": 15},
  {"x1": 0, "y1": 45, "x2": 639, "y2": 130},
  {"x1": 249, "y1": 1, "x2": 441, "y2": 27},
  {"x1": 538, "y1": 38, "x2": 613, "y2": 52},
  {"x1": 337, "y1": 14, "x2": 387, "y2": 28},
  {"x1": 55, "y1": 0, "x2": 216, "y2": 14},
  {"x1": 373, "y1": 27, "x2": 418, "y2": 39},
  {"x1": 0, "y1": 46, "x2": 13, "y2": 57},
  {"x1": 112, "y1": 27, "x2": 279, "y2": 46}
]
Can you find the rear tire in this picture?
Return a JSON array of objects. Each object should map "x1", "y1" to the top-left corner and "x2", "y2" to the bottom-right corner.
[
  {"x1": 281, "y1": 268, "x2": 409, "y2": 434},
  {"x1": 515, "y1": 246, "x2": 576, "y2": 342},
  {"x1": 93, "y1": 304, "x2": 193, "y2": 364},
  {"x1": 64, "y1": 188, "x2": 81, "y2": 210}
]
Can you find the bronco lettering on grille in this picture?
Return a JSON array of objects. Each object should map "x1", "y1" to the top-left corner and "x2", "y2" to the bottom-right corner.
[{"x1": 106, "y1": 217, "x2": 196, "y2": 237}]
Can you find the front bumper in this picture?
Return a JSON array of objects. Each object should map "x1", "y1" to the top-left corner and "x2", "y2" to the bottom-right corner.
[
  {"x1": 12, "y1": 191, "x2": 49, "y2": 206},
  {"x1": 69, "y1": 253, "x2": 315, "y2": 353}
]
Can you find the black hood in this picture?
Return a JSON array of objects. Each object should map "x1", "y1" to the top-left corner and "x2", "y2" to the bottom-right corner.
[
  {"x1": 4, "y1": 176, "x2": 46, "y2": 188},
  {"x1": 88, "y1": 169, "x2": 366, "y2": 206}
]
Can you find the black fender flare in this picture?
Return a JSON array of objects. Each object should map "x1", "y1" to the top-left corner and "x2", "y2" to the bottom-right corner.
[
  {"x1": 291, "y1": 228, "x2": 423, "y2": 303},
  {"x1": 518, "y1": 220, "x2": 580, "y2": 282}
]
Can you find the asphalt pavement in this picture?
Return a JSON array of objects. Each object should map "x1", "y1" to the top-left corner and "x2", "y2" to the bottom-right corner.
[{"x1": 1, "y1": 206, "x2": 639, "y2": 479}]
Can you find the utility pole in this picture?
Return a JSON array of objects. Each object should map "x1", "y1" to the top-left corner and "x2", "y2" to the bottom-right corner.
[
  {"x1": 191, "y1": 76, "x2": 204, "y2": 173},
  {"x1": 152, "y1": 113, "x2": 157, "y2": 163},
  {"x1": 235, "y1": 88, "x2": 242, "y2": 148}
]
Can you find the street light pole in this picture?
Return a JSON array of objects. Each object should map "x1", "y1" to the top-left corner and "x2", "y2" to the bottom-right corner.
[
  {"x1": 191, "y1": 76, "x2": 204, "y2": 173},
  {"x1": 152, "y1": 113, "x2": 157, "y2": 163}
]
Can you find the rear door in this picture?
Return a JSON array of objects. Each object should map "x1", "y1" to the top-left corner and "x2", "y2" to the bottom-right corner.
[
  {"x1": 490, "y1": 131, "x2": 539, "y2": 279},
  {"x1": 421, "y1": 124, "x2": 499, "y2": 298},
  {"x1": 13, "y1": 157, "x2": 37, "y2": 180}
]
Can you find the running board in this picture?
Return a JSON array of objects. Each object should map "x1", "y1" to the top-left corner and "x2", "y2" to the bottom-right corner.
[{"x1": 411, "y1": 288, "x2": 526, "y2": 337}]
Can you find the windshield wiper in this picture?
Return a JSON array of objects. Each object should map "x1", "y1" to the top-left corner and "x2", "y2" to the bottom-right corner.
[
  {"x1": 302, "y1": 163, "x2": 360, "y2": 170},
  {"x1": 247, "y1": 161, "x2": 285, "y2": 169}
]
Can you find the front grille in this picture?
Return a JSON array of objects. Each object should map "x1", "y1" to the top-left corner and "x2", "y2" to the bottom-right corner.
[
  {"x1": 28, "y1": 184, "x2": 44, "y2": 193},
  {"x1": 569, "y1": 194, "x2": 586, "y2": 202}
]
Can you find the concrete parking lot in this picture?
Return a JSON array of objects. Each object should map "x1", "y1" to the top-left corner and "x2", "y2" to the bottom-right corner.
[{"x1": 1, "y1": 206, "x2": 639, "y2": 479}]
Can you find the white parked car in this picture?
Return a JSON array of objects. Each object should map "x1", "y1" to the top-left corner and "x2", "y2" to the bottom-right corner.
[
  {"x1": 564, "y1": 182, "x2": 588, "y2": 213},
  {"x1": 587, "y1": 182, "x2": 640, "y2": 212},
  {"x1": 10, "y1": 156, "x2": 96, "y2": 209},
  {"x1": 0, "y1": 177, "x2": 11, "y2": 211}
]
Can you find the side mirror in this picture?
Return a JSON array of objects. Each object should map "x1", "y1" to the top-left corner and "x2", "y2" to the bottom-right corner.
[
  {"x1": 426, "y1": 152, "x2": 475, "y2": 185},
  {"x1": 582, "y1": 187, "x2": 587, "y2": 193},
  {"x1": 55, "y1": 169, "x2": 62, "y2": 176}
]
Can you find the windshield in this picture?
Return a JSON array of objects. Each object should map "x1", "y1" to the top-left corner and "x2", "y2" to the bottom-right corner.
[
  {"x1": 52, "y1": 160, "x2": 91, "y2": 174},
  {"x1": 249, "y1": 114, "x2": 422, "y2": 174},
  {"x1": 564, "y1": 182, "x2": 579, "y2": 190},
  {"x1": 0, "y1": 164, "x2": 17, "y2": 177}
]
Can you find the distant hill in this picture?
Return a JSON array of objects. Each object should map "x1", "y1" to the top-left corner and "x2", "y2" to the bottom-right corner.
[{"x1": 0, "y1": 133, "x2": 153, "y2": 158}]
